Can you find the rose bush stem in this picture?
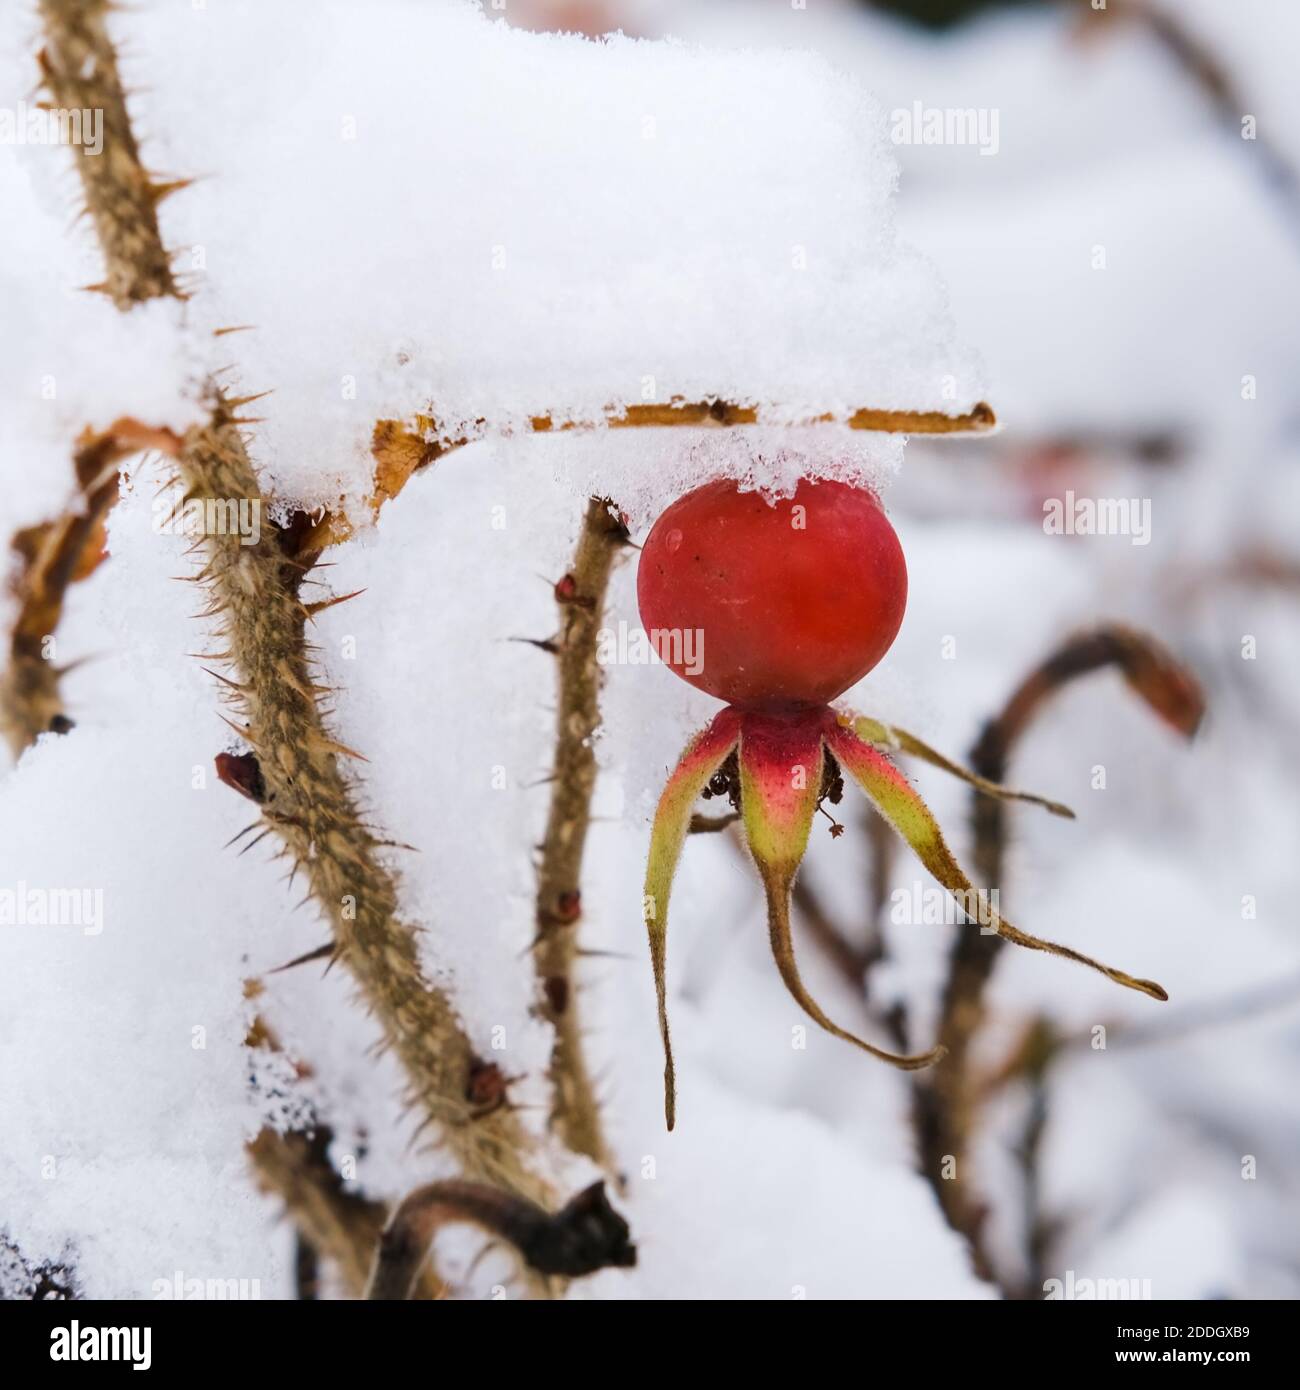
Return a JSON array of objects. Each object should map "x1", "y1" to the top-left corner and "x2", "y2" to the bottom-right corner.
[{"x1": 533, "y1": 497, "x2": 626, "y2": 1169}]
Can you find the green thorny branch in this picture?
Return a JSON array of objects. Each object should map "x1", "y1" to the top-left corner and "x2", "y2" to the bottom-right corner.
[{"x1": 37, "y1": 0, "x2": 553, "y2": 1218}]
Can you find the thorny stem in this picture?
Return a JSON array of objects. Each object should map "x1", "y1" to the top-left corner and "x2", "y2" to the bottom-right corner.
[
  {"x1": 366, "y1": 1179, "x2": 635, "y2": 1300},
  {"x1": 183, "y1": 412, "x2": 550, "y2": 1205},
  {"x1": 912, "y1": 625, "x2": 1204, "y2": 1290},
  {"x1": 533, "y1": 497, "x2": 626, "y2": 1170},
  {"x1": 35, "y1": 0, "x2": 552, "y2": 1229},
  {"x1": 37, "y1": 0, "x2": 179, "y2": 308}
]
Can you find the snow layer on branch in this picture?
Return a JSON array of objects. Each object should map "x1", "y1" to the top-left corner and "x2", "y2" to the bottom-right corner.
[
  {"x1": 551, "y1": 425, "x2": 904, "y2": 530},
  {"x1": 110, "y1": 0, "x2": 982, "y2": 510}
]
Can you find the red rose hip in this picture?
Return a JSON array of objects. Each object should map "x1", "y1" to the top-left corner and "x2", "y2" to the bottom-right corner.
[
  {"x1": 636, "y1": 477, "x2": 907, "y2": 710},
  {"x1": 637, "y1": 476, "x2": 1166, "y2": 1132}
]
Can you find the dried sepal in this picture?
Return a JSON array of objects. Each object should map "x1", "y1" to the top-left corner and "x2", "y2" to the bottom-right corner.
[
  {"x1": 643, "y1": 708, "x2": 742, "y2": 1129},
  {"x1": 844, "y1": 712, "x2": 1074, "y2": 819},
  {"x1": 823, "y1": 716, "x2": 1168, "y2": 1002},
  {"x1": 738, "y1": 714, "x2": 945, "y2": 1072}
]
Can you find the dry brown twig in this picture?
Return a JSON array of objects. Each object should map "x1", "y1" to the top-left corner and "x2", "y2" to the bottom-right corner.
[
  {"x1": 911, "y1": 624, "x2": 1205, "y2": 1288},
  {"x1": 0, "y1": 418, "x2": 175, "y2": 756},
  {"x1": 247, "y1": 1127, "x2": 438, "y2": 1301},
  {"x1": 366, "y1": 400, "x2": 997, "y2": 530},
  {"x1": 531, "y1": 498, "x2": 628, "y2": 1171},
  {"x1": 366, "y1": 1179, "x2": 635, "y2": 1300},
  {"x1": 242, "y1": 990, "x2": 444, "y2": 1300},
  {"x1": 1117, "y1": 0, "x2": 1300, "y2": 251}
]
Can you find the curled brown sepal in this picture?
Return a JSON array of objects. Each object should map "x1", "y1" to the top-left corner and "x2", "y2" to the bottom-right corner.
[{"x1": 365, "y1": 1180, "x2": 635, "y2": 1300}]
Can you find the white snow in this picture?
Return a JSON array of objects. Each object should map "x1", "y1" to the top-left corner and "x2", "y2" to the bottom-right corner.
[{"x1": 104, "y1": 0, "x2": 982, "y2": 513}]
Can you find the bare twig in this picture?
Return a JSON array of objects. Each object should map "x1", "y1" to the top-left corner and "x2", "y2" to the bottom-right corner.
[
  {"x1": 248, "y1": 1126, "x2": 445, "y2": 1301},
  {"x1": 911, "y1": 625, "x2": 1204, "y2": 1287},
  {"x1": 366, "y1": 1179, "x2": 635, "y2": 1300},
  {"x1": 533, "y1": 498, "x2": 626, "y2": 1170},
  {"x1": 1129, "y1": 0, "x2": 1300, "y2": 250},
  {"x1": 1008, "y1": 1017, "x2": 1059, "y2": 1301},
  {"x1": 293, "y1": 1234, "x2": 320, "y2": 1301},
  {"x1": 1041, "y1": 967, "x2": 1300, "y2": 1065}
]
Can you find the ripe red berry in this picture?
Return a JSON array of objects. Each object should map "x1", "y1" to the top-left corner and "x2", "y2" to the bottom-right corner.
[{"x1": 637, "y1": 478, "x2": 907, "y2": 710}]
